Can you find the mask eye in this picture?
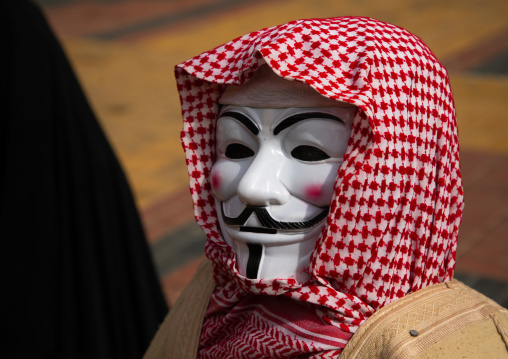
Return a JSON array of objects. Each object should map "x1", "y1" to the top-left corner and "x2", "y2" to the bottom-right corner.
[
  {"x1": 291, "y1": 145, "x2": 330, "y2": 162},
  {"x1": 225, "y1": 143, "x2": 255, "y2": 159}
]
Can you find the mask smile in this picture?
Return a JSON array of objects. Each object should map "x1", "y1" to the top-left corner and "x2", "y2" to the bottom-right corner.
[{"x1": 220, "y1": 204, "x2": 329, "y2": 233}]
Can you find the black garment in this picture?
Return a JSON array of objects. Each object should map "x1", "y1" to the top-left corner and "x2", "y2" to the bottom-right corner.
[{"x1": 1, "y1": 2, "x2": 168, "y2": 358}]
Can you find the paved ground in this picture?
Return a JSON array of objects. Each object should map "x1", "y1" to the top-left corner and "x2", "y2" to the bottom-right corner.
[{"x1": 35, "y1": 0, "x2": 508, "y2": 306}]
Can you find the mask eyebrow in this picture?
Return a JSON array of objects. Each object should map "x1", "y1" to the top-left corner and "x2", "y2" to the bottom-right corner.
[
  {"x1": 273, "y1": 112, "x2": 345, "y2": 135},
  {"x1": 219, "y1": 111, "x2": 259, "y2": 135}
]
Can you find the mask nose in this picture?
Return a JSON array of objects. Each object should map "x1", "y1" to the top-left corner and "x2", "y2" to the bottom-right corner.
[{"x1": 237, "y1": 147, "x2": 290, "y2": 207}]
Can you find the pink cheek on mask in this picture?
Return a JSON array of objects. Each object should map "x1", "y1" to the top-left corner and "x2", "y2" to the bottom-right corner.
[
  {"x1": 211, "y1": 173, "x2": 221, "y2": 191},
  {"x1": 305, "y1": 184, "x2": 323, "y2": 200}
]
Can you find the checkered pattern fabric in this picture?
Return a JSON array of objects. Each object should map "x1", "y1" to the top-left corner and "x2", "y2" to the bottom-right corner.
[{"x1": 176, "y1": 16, "x2": 463, "y2": 357}]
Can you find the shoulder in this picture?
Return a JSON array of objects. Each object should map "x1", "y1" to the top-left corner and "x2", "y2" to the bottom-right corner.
[
  {"x1": 144, "y1": 259, "x2": 215, "y2": 359},
  {"x1": 341, "y1": 279, "x2": 508, "y2": 359}
]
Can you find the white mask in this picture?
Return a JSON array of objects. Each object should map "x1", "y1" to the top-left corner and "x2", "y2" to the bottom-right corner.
[{"x1": 211, "y1": 105, "x2": 354, "y2": 281}]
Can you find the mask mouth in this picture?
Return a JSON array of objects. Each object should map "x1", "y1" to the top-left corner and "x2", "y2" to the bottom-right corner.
[
  {"x1": 240, "y1": 226, "x2": 277, "y2": 234},
  {"x1": 221, "y1": 204, "x2": 329, "y2": 233}
]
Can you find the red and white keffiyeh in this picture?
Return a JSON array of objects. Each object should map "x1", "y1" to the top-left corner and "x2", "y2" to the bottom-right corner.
[{"x1": 176, "y1": 16, "x2": 463, "y2": 358}]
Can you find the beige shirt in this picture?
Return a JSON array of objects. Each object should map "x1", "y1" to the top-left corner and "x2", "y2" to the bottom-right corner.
[{"x1": 145, "y1": 260, "x2": 508, "y2": 359}]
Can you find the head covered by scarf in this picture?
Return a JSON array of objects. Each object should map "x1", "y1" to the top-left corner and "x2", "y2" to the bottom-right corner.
[{"x1": 176, "y1": 16, "x2": 464, "y2": 358}]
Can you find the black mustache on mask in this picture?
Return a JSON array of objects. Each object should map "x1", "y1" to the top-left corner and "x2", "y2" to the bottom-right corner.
[{"x1": 221, "y1": 204, "x2": 329, "y2": 232}]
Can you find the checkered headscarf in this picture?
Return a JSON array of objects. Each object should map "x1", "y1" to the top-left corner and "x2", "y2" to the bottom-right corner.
[{"x1": 176, "y1": 16, "x2": 463, "y2": 357}]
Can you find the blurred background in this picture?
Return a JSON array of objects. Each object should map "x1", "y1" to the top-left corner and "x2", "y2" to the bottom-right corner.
[{"x1": 33, "y1": 0, "x2": 507, "y2": 306}]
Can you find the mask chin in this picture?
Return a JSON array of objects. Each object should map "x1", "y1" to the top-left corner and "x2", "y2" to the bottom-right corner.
[{"x1": 215, "y1": 199, "x2": 325, "y2": 282}]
